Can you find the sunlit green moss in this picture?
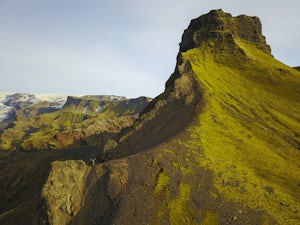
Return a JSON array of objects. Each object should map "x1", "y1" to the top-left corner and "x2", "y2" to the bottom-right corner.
[
  {"x1": 171, "y1": 161, "x2": 193, "y2": 175},
  {"x1": 182, "y1": 38, "x2": 300, "y2": 224},
  {"x1": 201, "y1": 210, "x2": 220, "y2": 225},
  {"x1": 153, "y1": 171, "x2": 170, "y2": 194},
  {"x1": 169, "y1": 183, "x2": 197, "y2": 225}
]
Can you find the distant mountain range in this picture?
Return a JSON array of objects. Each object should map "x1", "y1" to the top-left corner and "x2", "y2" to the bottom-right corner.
[
  {"x1": 0, "y1": 92, "x2": 150, "y2": 151},
  {"x1": 0, "y1": 92, "x2": 68, "y2": 121}
]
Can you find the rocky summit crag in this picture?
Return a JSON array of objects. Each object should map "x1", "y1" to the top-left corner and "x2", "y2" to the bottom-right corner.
[
  {"x1": 179, "y1": 9, "x2": 271, "y2": 53},
  {"x1": 1, "y1": 9, "x2": 300, "y2": 225}
]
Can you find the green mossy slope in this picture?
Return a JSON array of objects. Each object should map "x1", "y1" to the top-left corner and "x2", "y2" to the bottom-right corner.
[
  {"x1": 182, "y1": 37, "x2": 300, "y2": 224},
  {"x1": 78, "y1": 10, "x2": 300, "y2": 225},
  {"x1": 132, "y1": 10, "x2": 300, "y2": 225}
]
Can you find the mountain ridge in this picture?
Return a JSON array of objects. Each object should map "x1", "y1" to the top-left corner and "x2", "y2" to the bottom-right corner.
[
  {"x1": 36, "y1": 9, "x2": 300, "y2": 225},
  {"x1": 0, "y1": 9, "x2": 300, "y2": 225},
  {"x1": 0, "y1": 93, "x2": 150, "y2": 151}
]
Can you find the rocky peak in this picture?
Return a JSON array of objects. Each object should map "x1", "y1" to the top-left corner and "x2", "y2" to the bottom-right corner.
[
  {"x1": 107, "y1": 10, "x2": 275, "y2": 160},
  {"x1": 180, "y1": 9, "x2": 271, "y2": 53}
]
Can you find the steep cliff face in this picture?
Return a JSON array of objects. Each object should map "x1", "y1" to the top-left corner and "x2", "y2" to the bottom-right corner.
[
  {"x1": 36, "y1": 159, "x2": 132, "y2": 225},
  {"x1": 38, "y1": 161, "x2": 90, "y2": 225},
  {"x1": 179, "y1": 9, "x2": 271, "y2": 54},
  {"x1": 2, "y1": 9, "x2": 300, "y2": 225}
]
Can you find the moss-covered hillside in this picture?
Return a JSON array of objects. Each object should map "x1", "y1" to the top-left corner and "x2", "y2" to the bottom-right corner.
[
  {"x1": 0, "y1": 9, "x2": 299, "y2": 225},
  {"x1": 181, "y1": 28, "x2": 300, "y2": 225},
  {"x1": 93, "y1": 9, "x2": 300, "y2": 225}
]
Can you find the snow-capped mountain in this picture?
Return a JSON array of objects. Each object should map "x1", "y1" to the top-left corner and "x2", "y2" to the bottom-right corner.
[
  {"x1": 0, "y1": 93, "x2": 13, "y2": 121},
  {"x1": 0, "y1": 92, "x2": 68, "y2": 121}
]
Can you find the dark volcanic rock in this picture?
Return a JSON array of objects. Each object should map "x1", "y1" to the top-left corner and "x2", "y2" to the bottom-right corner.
[{"x1": 179, "y1": 9, "x2": 271, "y2": 53}]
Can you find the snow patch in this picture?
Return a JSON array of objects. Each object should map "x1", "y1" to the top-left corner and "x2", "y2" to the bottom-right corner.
[
  {"x1": 110, "y1": 95, "x2": 126, "y2": 101},
  {"x1": 0, "y1": 92, "x2": 13, "y2": 121},
  {"x1": 95, "y1": 105, "x2": 104, "y2": 113},
  {"x1": 0, "y1": 92, "x2": 68, "y2": 121},
  {"x1": 0, "y1": 104, "x2": 13, "y2": 121}
]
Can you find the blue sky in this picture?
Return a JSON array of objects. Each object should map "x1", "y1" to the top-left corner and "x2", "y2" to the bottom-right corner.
[{"x1": 0, "y1": 0, "x2": 299, "y2": 98}]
